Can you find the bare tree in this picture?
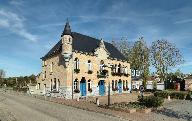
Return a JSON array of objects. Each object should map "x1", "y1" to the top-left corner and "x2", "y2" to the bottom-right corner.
[
  {"x1": 150, "y1": 40, "x2": 184, "y2": 82},
  {"x1": 112, "y1": 37, "x2": 150, "y2": 88},
  {"x1": 111, "y1": 38, "x2": 133, "y2": 62}
]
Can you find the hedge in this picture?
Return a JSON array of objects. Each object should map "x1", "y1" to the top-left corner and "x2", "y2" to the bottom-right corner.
[
  {"x1": 154, "y1": 91, "x2": 188, "y2": 100},
  {"x1": 138, "y1": 96, "x2": 164, "y2": 108}
]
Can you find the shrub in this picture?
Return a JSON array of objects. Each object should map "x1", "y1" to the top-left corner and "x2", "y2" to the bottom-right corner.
[
  {"x1": 185, "y1": 91, "x2": 192, "y2": 100},
  {"x1": 154, "y1": 91, "x2": 170, "y2": 98},
  {"x1": 138, "y1": 96, "x2": 164, "y2": 108},
  {"x1": 170, "y1": 92, "x2": 187, "y2": 99},
  {"x1": 154, "y1": 91, "x2": 188, "y2": 100}
]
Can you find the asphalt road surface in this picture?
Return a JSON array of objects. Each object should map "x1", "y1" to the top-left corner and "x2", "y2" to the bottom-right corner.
[{"x1": 0, "y1": 91, "x2": 127, "y2": 121}]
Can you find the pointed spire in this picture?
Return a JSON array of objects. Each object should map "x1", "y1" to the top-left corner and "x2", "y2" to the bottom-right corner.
[{"x1": 61, "y1": 19, "x2": 72, "y2": 37}]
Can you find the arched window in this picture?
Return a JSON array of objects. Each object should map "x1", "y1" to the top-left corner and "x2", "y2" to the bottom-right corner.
[
  {"x1": 74, "y1": 79, "x2": 78, "y2": 90},
  {"x1": 88, "y1": 60, "x2": 92, "y2": 71},
  {"x1": 74, "y1": 58, "x2": 79, "y2": 69}
]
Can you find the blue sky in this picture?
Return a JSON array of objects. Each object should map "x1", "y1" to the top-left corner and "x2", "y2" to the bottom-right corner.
[{"x1": 0, "y1": 0, "x2": 192, "y2": 77}]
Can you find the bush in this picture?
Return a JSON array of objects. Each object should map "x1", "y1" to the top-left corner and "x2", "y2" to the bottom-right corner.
[
  {"x1": 170, "y1": 92, "x2": 187, "y2": 99},
  {"x1": 186, "y1": 91, "x2": 192, "y2": 100},
  {"x1": 138, "y1": 96, "x2": 164, "y2": 108},
  {"x1": 154, "y1": 91, "x2": 170, "y2": 98},
  {"x1": 154, "y1": 91, "x2": 188, "y2": 100}
]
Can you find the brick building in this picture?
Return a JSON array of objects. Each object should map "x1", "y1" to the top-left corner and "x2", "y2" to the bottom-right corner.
[{"x1": 35, "y1": 21, "x2": 131, "y2": 99}]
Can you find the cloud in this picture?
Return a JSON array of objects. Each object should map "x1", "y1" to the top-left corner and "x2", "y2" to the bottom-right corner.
[
  {"x1": 174, "y1": 18, "x2": 192, "y2": 24},
  {"x1": 9, "y1": 0, "x2": 24, "y2": 6},
  {"x1": 0, "y1": 9, "x2": 37, "y2": 42}
]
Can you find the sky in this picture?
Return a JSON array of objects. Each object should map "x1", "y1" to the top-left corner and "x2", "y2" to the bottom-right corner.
[{"x1": 0, "y1": 0, "x2": 192, "y2": 77}]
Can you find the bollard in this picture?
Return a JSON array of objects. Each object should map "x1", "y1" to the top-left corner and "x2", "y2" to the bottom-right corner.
[
  {"x1": 168, "y1": 96, "x2": 170, "y2": 100},
  {"x1": 96, "y1": 98, "x2": 99, "y2": 106},
  {"x1": 77, "y1": 96, "x2": 79, "y2": 101}
]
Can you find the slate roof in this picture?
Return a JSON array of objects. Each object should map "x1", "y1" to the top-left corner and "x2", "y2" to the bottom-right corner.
[{"x1": 42, "y1": 32, "x2": 126, "y2": 61}]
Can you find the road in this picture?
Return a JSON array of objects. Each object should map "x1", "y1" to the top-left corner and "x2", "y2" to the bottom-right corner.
[{"x1": 0, "y1": 91, "x2": 127, "y2": 121}]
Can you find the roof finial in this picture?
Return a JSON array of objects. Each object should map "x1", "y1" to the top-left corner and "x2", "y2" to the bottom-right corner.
[{"x1": 99, "y1": 38, "x2": 105, "y2": 48}]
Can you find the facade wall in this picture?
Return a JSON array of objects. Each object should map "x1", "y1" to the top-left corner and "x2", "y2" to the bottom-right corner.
[{"x1": 36, "y1": 35, "x2": 131, "y2": 99}]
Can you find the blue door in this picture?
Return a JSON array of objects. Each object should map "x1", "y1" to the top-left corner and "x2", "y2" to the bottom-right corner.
[
  {"x1": 99, "y1": 80, "x2": 105, "y2": 96},
  {"x1": 80, "y1": 80, "x2": 86, "y2": 96},
  {"x1": 118, "y1": 81, "x2": 122, "y2": 93}
]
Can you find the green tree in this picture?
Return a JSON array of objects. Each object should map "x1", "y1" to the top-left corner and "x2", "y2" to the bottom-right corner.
[
  {"x1": 150, "y1": 40, "x2": 184, "y2": 83},
  {"x1": 0, "y1": 69, "x2": 5, "y2": 86},
  {"x1": 130, "y1": 38, "x2": 150, "y2": 88}
]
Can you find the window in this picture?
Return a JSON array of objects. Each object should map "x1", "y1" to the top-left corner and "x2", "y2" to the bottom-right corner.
[
  {"x1": 37, "y1": 83, "x2": 40, "y2": 89},
  {"x1": 74, "y1": 58, "x2": 79, "y2": 69},
  {"x1": 88, "y1": 60, "x2": 92, "y2": 71},
  {"x1": 112, "y1": 65, "x2": 116, "y2": 73},
  {"x1": 123, "y1": 80, "x2": 125, "y2": 87},
  {"x1": 44, "y1": 71, "x2": 46, "y2": 78},
  {"x1": 88, "y1": 79, "x2": 91, "y2": 90},
  {"x1": 112, "y1": 80, "x2": 114, "y2": 89},
  {"x1": 58, "y1": 79, "x2": 60, "y2": 91},
  {"x1": 131, "y1": 70, "x2": 135, "y2": 76},
  {"x1": 126, "y1": 80, "x2": 128, "y2": 88},
  {"x1": 50, "y1": 62, "x2": 53, "y2": 73},
  {"x1": 118, "y1": 64, "x2": 121, "y2": 73},
  {"x1": 44, "y1": 84, "x2": 46, "y2": 92},
  {"x1": 115, "y1": 80, "x2": 118, "y2": 88},
  {"x1": 74, "y1": 79, "x2": 78, "y2": 90},
  {"x1": 115, "y1": 64, "x2": 118, "y2": 73},
  {"x1": 53, "y1": 78, "x2": 56, "y2": 90},
  {"x1": 125, "y1": 67, "x2": 128, "y2": 74},
  {"x1": 50, "y1": 79, "x2": 52, "y2": 91},
  {"x1": 136, "y1": 70, "x2": 140, "y2": 76},
  {"x1": 100, "y1": 60, "x2": 104, "y2": 71}
]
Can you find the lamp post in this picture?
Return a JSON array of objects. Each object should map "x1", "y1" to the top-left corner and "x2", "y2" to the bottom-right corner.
[{"x1": 108, "y1": 81, "x2": 110, "y2": 106}]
